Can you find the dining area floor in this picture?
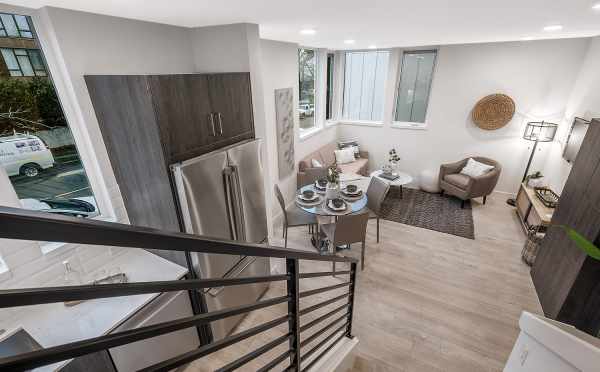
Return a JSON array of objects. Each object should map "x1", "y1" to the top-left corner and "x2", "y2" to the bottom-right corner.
[{"x1": 185, "y1": 192, "x2": 542, "y2": 371}]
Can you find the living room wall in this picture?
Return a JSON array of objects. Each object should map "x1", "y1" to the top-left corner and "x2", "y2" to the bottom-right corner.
[
  {"x1": 540, "y1": 36, "x2": 600, "y2": 194},
  {"x1": 260, "y1": 39, "x2": 338, "y2": 220},
  {"x1": 338, "y1": 38, "x2": 590, "y2": 195}
]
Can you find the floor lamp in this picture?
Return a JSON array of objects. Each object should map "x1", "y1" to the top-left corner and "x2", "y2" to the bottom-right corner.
[{"x1": 507, "y1": 121, "x2": 558, "y2": 206}]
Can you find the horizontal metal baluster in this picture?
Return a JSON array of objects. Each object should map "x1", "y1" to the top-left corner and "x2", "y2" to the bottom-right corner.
[
  {"x1": 140, "y1": 315, "x2": 291, "y2": 372},
  {"x1": 299, "y1": 282, "x2": 351, "y2": 299},
  {"x1": 300, "y1": 322, "x2": 348, "y2": 362},
  {"x1": 0, "y1": 275, "x2": 289, "y2": 308},
  {"x1": 300, "y1": 303, "x2": 350, "y2": 333},
  {"x1": 257, "y1": 349, "x2": 293, "y2": 372},
  {"x1": 301, "y1": 332, "x2": 348, "y2": 372},
  {"x1": 0, "y1": 206, "x2": 357, "y2": 263},
  {"x1": 299, "y1": 293, "x2": 349, "y2": 316},
  {"x1": 299, "y1": 270, "x2": 350, "y2": 279},
  {"x1": 300, "y1": 313, "x2": 350, "y2": 347},
  {"x1": 0, "y1": 296, "x2": 289, "y2": 371},
  {"x1": 215, "y1": 333, "x2": 292, "y2": 372}
]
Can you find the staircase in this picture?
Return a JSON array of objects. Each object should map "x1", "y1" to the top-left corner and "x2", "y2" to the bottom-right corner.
[{"x1": 0, "y1": 206, "x2": 358, "y2": 371}]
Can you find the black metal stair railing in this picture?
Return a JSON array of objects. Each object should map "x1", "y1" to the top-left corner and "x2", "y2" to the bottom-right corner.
[{"x1": 0, "y1": 206, "x2": 358, "y2": 372}]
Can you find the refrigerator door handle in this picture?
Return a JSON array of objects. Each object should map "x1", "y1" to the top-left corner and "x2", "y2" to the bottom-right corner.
[
  {"x1": 229, "y1": 165, "x2": 246, "y2": 241},
  {"x1": 222, "y1": 167, "x2": 237, "y2": 241},
  {"x1": 208, "y1": 113, "x2": 217, "y2": 136},
  {"x1": 217, "y1": 112, "x2": 224, "y2": 135}
]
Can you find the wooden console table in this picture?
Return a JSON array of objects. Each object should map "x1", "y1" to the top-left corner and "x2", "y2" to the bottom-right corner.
[{"x1": 515, "y1": 183, "x2": 555, "y2": 233}]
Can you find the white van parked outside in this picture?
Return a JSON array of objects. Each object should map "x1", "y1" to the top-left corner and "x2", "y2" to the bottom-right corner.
[{"x1": 0, "y1": 134, "x2": 55, "y2": 177}]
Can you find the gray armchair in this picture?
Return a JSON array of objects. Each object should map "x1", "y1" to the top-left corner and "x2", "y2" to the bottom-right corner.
[{"x1": 439, "y1": 157, "x2": 501, "y2": 208}]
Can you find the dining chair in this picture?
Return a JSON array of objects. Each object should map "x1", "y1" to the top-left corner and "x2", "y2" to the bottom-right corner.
[
  {"x1": 274, "y1": 184, "x2": 317, "y2": 248},
  {"x1": 303, "y1": 167, "x2": 328, "y2": 186},
  {"x1": 320, "y1": 212, "x2": 370, "y2": 271},
  {"x1": 366, "y1": 176, "x2": 391, "y2": 243}
]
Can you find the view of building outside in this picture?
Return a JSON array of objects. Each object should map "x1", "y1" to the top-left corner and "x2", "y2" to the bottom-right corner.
[
  {"x1": 0, "y1": 12, "x2": 98, "y2": 217},
  {"x1": 298, "y1": 48, "x2": 316, "y2": 130}
]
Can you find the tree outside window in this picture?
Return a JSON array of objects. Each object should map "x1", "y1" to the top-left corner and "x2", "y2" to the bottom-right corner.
[{"x1": 298, "y1": 48, "x2": 317, "y2": 131}]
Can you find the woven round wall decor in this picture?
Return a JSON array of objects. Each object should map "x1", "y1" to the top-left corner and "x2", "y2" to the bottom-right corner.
[{"x1": 472, "y1": 94, "x2": 515, "y2": 130}]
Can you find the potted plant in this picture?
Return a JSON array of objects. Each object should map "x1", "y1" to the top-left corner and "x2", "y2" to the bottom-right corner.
[
  {"x1": 384, "y1": 148, "x2": 401, "y2": 174},
  {"x1": 326, "y1": 164, "x2": 341, "y2": 200}
]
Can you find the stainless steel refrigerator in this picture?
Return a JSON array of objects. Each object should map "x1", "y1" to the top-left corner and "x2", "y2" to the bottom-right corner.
[{"x1": 171, "y1": 139, "x2": 270, "y2": 340}]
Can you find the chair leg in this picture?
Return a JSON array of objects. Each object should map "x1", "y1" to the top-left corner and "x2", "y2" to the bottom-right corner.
[
  {"x1": 361, "y1": 241, "x2": 366, "y2": 271},
  {"x1": 282, "y1": 224, "x2": 285, "y2": 238},
  {"x1": 332, "y1": 261, "x2": 336, "y2": 277},
  {"x1": 483, "y1": 196, "x2": 487, "y2": 205},
  {"x1": 461, "y1": 200, "x2": 465, "y2": 209},
  {"x1": 376, "y1": 218, "x2": 380, "y2": 243},
  {"x1": 284, "y1": 227, "x2": 288, "y2": 248},
  {"x1": 440, "y1": 190, "x2": 445, "y2": 196}
]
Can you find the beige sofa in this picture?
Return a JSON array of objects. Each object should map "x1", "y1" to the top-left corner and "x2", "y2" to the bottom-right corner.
[{"x1": 297, "y1": 142, "x2": 369, "y2": 187}]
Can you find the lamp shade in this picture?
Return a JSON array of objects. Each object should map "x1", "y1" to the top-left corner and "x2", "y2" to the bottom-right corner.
[{"x1": 523, "y1": 121, "x2": 558, "y2": 142}]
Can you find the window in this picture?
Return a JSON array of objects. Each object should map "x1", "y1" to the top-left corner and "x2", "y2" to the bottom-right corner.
[
  {"x1": 298, "y1": 48, "x2": 317, "y2": 131},
  {"x1": 342, "y1": 51, "x2": 389, "y2": 122},
  {"x1": 325, "y1": 53, "x2": 334, "y2": 120},
  {"x1": 1, "y1": 48, "x2": 47, "y2": 76},
  {"x1": 395, "y1": 50, "x2": 437, "y2": 124},
  {"x1": 0, "y1": 13, "x2": 98, "y2": 218},
  {"x1": 0, "y1": 13, "x2": 33, "y2": 38}
]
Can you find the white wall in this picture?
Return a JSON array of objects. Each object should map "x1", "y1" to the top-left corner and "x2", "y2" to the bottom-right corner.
[
  {"x1": 260, "y1": 39, "x2": 338, "y2": 221},
  {"x1": 338, "y1": 38, "x2": 590, "y2": 194},
  {"x1": 541, "y1": 36, "x2": 600, "y2": 194}
]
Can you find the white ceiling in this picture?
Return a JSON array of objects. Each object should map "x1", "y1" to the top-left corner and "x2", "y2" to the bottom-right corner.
[{"x1": 4, "y1": 0, "x2": 600, "y2": 49}]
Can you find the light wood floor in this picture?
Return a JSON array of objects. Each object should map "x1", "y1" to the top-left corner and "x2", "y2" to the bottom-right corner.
[{"x1": 185, "y1": 192, "x2": 541, "y2": 371}]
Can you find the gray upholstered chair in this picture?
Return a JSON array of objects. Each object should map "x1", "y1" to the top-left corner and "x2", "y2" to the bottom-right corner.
[
  {"x1": 439, "y1": 157, "x2": 502, "y2": 208},
  {"x1": 320, "y1": 212, "x2": 370, "y2": 271},
  {"x1": 365, "y1": 177, "x2": 391, "y2": 243},
  {"x1": 274, "y1": 185, "x2": 317, "y2": 248}
]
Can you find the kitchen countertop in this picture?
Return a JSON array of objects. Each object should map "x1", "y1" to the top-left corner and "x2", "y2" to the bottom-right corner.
[{"x1": 0, "y1": 249, "x2": 188, "y2": 371}]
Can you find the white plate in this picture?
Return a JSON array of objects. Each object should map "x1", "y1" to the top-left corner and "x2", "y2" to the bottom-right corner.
[
  {"x1": 341, "y1": 188, "x2": 362, "y2": 197},
  {"x1": 298, "y1": 193, "x2": 318, "y2": 201},
  {"x1": 327, "y1": 200, "x2": 347, "y2": 211}
]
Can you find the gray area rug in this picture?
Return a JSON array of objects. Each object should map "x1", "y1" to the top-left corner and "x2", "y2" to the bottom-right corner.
[{"x1": 380, "y1": 188, "x2": 475, "y2": 239}]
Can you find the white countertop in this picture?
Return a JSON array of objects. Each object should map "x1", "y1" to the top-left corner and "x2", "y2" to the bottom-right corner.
[{"x1": 0, "y1": 249, "x2": 188, "y2": 371}]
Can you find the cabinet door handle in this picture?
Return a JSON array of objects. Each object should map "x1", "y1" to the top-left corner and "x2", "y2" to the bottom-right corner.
[
  {"x1": 209, "y1": 113, "x2": 216, "y2": 136},
  {"x1": 217, "y1": 112, "x2": 224, "y2": 135}
]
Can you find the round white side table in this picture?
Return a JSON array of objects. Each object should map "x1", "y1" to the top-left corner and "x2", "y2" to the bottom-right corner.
[{"x1": 370, "y1": 170, "x2": 413, "y2": 199}]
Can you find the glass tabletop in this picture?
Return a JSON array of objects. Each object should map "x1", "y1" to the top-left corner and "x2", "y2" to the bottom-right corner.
[{"x1": 296, "y1": 178, "x2": 369, "y2": 216}]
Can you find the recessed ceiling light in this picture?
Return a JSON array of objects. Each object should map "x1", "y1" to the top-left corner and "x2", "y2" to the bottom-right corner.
[
  {"x1": 593, "y1": 1, "x2": 600, "y2": 9},
  {"x1": 344, "y1": 39, "x2": 356, "y2": 45},
  {"x1": 543, "y1": 24, "x2": 563, "y2": 32},
  {"x1": 300, "y1": 29, "x2": 316, "y2": 35},
  {"x1": 368, "y1": 45, "x2": 377, "y2": 49}
]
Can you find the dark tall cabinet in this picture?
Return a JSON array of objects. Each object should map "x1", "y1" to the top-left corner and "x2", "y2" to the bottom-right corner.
[
  {"x1": 531, "y1": 119, "x2": 600, "y2": 336},
  {"x1": 85, "y1": 72, "x2": 255, "y2": 266}
]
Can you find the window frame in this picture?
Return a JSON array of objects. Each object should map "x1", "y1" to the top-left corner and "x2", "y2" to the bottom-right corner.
[
  {"x1": 0, "y1": 6, "x2": 118, "y2": 257},
  {"x1": 392, "y1": 49, "x2": 438, "y2": 129},
  {"x1": 1, "y1": 48, "x2": 47, "y2": 76},
  {"x1": 325, "y1": 52, "x2": 334, "y2": 121},
  {"x1": 340, "y1": 49, "x2": 391, "y2": 125},
  {"x1": 0, "y1": 12, "x2": 33, "y2": 38},
  {"x1": 298, "y1": 47, "x2": 323, "y2": 139}
]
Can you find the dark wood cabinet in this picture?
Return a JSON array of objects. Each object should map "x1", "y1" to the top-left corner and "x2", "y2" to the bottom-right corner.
[
  {"x1": 85, "y1": 73, "x2": 255, "y2": 266},
  {"x1": 531, "y1": 119, "x2": 600, "y2": 336},
  {"x1": 148, "y1": 74, "x2": 214, "y2": 163},
  {"x1": 147, "y1": 73, "x2": 254, "y2": 164},
  {"x1": 207, "y1": 73, "x2": 254, "y2": 145}
]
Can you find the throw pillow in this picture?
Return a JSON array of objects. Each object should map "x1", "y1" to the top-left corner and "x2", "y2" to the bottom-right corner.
[
  {"x1": 311, "y1": 158, "x2": 323, "y2": 168},
  {"x1": 338, "y1": 140, "x2": 360, "y2": 158},
  {"x1": 460, "y1": 158, "x2": 495, "y2": 178},
  {"x1": 334, "y1": 148, "x2": 355, "y2": 165}
]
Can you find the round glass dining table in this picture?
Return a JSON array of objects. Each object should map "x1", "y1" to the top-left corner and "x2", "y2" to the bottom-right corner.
[{"x1": 296, "y1": 176, "x2": 369, "y2": 216}]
